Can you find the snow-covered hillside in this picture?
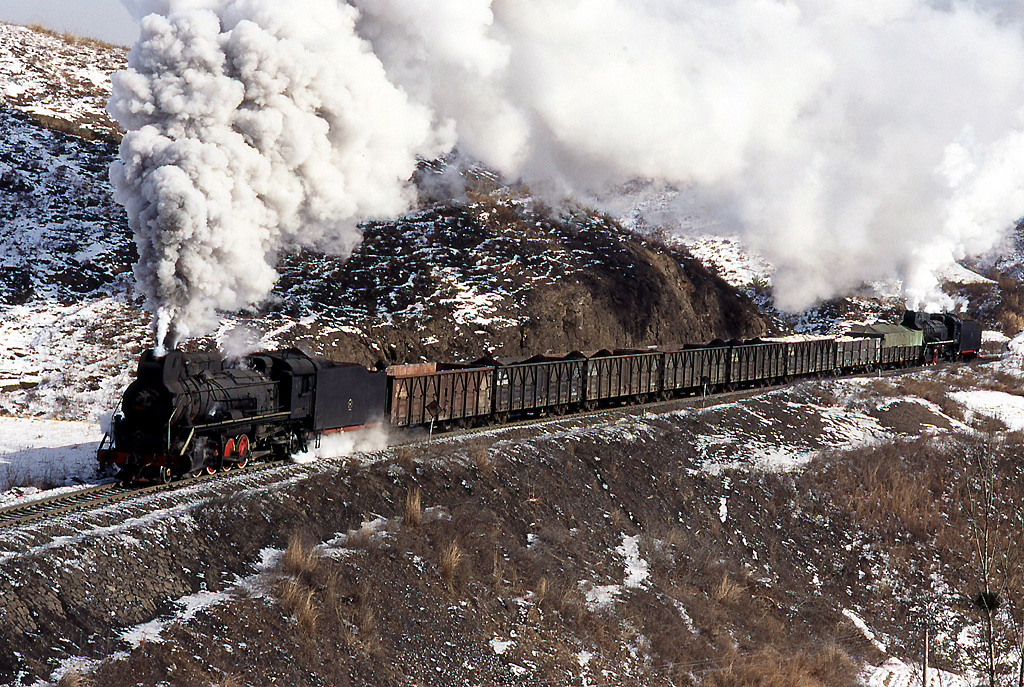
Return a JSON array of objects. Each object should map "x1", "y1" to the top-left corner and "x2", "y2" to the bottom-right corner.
[{"x1": 0, "y1": 23, "x2": 124, "y2": 141}]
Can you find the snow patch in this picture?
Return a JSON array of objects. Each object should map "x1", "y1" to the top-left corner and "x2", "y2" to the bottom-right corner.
[
  {"x1": 863, "y1": 657, "x2": 970, "y2": 687},
  {"x1": 617, "y1": 534, "x2": 650, "y2": 589},
  {"x1": 490, "y1": 638, "x2": 514, "y2": 655},
  {"x1": 950, "y1": 389, "x2": 1024, "y2": 431},
  {"x1": 584, "y1": 584, "x2": 621, "y2": 610},
  {"x1": 842, "y1": 609, "x2": 887, "y2": 653},
  {"x1": 120, "y1": 590, "x2": 231, "y2": 648},
  {"x1": 0, "y1": 417, "x2": 105, "y2": 498}
]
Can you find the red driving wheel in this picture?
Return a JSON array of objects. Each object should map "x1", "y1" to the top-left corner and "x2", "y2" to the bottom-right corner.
[
  {"x1": 236, "y1": 434, "x2": 250, "y2": 469},
  {"x1": 221, "y1": 436, "x2": 236, "y2": 471}
]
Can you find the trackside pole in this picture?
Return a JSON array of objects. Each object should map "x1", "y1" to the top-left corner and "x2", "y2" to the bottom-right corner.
[{"x1": 922, "y1": 620, "x2": 929, "y2": 687}]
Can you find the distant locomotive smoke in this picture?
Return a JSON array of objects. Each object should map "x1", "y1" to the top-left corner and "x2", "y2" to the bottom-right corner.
[
  {"x1": 351, "y1": 0, "x2": 1024, "y2": 311},
  {"x1": 113, "y1": 0, "x2": 1024, "y2": 342},
  {"x1": 109, "y1": 0, "x2": 449, "y2": 351}
]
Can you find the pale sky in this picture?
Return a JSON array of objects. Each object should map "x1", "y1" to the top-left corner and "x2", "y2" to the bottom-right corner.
[{"x1": 0, "y1": 0, "x2": 139, "y2": 46}]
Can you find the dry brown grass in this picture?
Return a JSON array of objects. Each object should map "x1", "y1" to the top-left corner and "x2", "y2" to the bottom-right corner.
[
  {"x1": 712, "y1": 573, "x2": 746, "y2": 605},
  {"x1": 897, "y1": 377, "x2": 966, "y2": 422},
  {"x1": 535, "y1": 576, "x2": 550, "y2": 605},
  {"x1": 279, "y1": 579, "x2": 319, "y2": 633},
  {"x1": 396, "y1": 446, "x2": 417, "y2": 472},
  {"x1": 995, "y1": 274, "x2": 1024, "y2": 334},
  {"x1": 439, "y1": 541, "x2": 465, "y2": 590},
  {"x1": 23, "y1": 23, "x2": 124, "y2": 49},
  {"x1": 281, "y1": 533, "x2": 320, "y2": 580},
  {"x1": 57, "y1": 670, "x2": 93, "y2": 687},
  {"x1": 403, "y1": 486, "x2": 422, "y2": 527},
  {"x1": 701, "y1": 645, "x2": 858, "y2": 687}
]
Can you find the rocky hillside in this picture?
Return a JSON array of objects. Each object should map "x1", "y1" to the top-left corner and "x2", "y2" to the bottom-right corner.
[
  {"x1": 5, "y1": 360, "x2": 1024, "y2": 687},
  {"x1": 0, "y1": 23, "x2": 124, "y2": 142}
]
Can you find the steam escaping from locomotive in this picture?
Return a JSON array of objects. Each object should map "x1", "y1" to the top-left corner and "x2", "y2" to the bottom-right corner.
[
  {"x1": 112, "y1": 0, "x2": 1024, "y2": 345},
  {"x1": 109, "y1": 0, "x2": 451, "y2": 351}
]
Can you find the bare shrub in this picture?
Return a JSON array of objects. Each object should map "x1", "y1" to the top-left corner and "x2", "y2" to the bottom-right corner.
[
  {"x1": 397, "y1": 446, "x2": 416, "y2": 472},
  {"x1": 216, "y1": 675, "x2": 245, "y2": 687},
  {"x1": 281, "y1": 533, "x2": 320, "y2": 580},
  {"x1": 279, "y1": 579, "x2": 319, "y2": 633},
  {"x1": 491, "y1": 549, "x2": 509, "y2": 590},
  {"x1": 358, "y1": 604, "x2": 377, "y2": 636},
  {"x1": 57, "y1": 670, "x2": 93, "y2": 687},
  {"x1": 469, "y1": 446, "x2": 493, "y2": 475},
  {"x1": 995, "y1": 275, "x2": 1024, "y2": 334},
  {"x1": 439, "y1": 541, "x2": 465, "y2": 590},
  {"x1": 535, "y1": 576, "x2": 549, "y2": 605},
  {"x1": 712, "y1": 573, "x2": 745, "y2": 605},
  {"x1": 404, "y1": 486, "x2": 422, "y2": 527}
]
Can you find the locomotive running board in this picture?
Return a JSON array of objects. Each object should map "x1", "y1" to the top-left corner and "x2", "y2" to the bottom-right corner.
[{"x1": 191, "y1": 411, "x2": 293, "y2": 433}]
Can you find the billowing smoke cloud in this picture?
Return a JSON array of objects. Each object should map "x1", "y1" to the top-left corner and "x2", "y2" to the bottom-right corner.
[
  {"x1": 353, "y1": 0, "x2": 1024, "y2": 311},
  {"x1": 110, "y1": 0, "x2": 450, "y2": 350},
  {"x1": 113, "y1": 0, "x2": 1024, "y2": 345}
]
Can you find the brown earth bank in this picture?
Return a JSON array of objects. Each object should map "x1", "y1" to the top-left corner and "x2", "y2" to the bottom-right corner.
[{"x1": 3, "y1": 372, "x2": 1020, "y2": 687}]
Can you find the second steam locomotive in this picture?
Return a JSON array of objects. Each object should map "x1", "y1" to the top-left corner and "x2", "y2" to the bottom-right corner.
[{"x1": 98, "y1": 311, "x2": 981, "y2": 482}]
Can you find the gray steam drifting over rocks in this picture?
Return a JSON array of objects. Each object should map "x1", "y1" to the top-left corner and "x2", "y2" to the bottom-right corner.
[{"x1": 111, "y1": 0, "x2": 1024, "y2": 348}]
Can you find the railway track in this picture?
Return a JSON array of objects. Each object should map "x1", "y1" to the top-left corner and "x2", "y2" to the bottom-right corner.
[{"x1": 0, "y1": 460, "x2": 289, "y2": 530}]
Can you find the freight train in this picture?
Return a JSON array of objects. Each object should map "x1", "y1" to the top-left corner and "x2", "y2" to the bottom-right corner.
[{"x1": 97, "y1": 311, "x2": 981, "y2": 482}]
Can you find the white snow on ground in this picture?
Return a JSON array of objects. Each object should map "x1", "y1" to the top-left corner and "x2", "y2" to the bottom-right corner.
[
  {"x1": 0, "y1": 22, "x2": 125, "y2": 140},
  {"x1": 120, "y1": 590, "x2": 231, "y2": 648},
  {"x1": 949, "y1": 389, "x2": 1024, "y2": 431},
  {"x1": 0, "y1": 298, "x2": 145, "y2": 421},
  {"x1": 863, "y1": 658, "x2": 971, "y2": 687},
  {"x1": 688, "y1": 392, "x2": 890, "y2": 474},
  {"x1": 999, "y1": 331, "x2": 1024, "y2": 368},
  {"x1": 490, "y1": 638, "x2": 514, "y2": 655},
  {"x1": 679, "y1": 235, "x2": 772, "y2": 289},
  {"x1": 0, "y1": 417, "x2": 104, "y2": 497},
  {"x1": 983, "y1": 330, "x2": 1011, "y2": 344},
  {"x1": 936, "y1": 262, "x2": 996, "y2": 285},
  {"x1": 580, "y1": 534, "x2": 651, "y2": 610},
  {"x1": 842, "y1": 609, "x2": 887, "y2": 653},
  {"x1": 437, "y1": 268, "x2": 520, "y2": 329},
  {"x1": 617, "y1": 534, "x2": 649, "y2": 589},
  {"x1": 583, "y1": 584, "x2": 621, "y2": 610}
]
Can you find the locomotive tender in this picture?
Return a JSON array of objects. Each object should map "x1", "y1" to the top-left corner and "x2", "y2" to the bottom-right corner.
[{"x1": 98, "y1": 311, "x2": 981, "y2": 481}]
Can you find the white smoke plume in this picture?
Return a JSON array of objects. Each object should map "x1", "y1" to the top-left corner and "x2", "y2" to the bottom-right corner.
[
  {"x1": 110, "y1": 0, "x2": 451, "y2": 351},
  {"x1": 353, "y1": 0, "x2": 1024, "y2": 311},
  {"x1": 112, "y1": 0, "x2": 1024, "y2": 344}
]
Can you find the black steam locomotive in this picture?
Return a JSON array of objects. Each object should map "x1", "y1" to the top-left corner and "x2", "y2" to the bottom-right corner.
[
  {"x1": 98, "y1": 348, "x2": 386, "y2": 482},
  {"x1": 98, "y1": 310, "x2": 981, "y2": 482}
]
